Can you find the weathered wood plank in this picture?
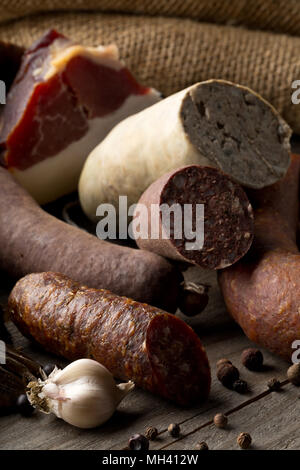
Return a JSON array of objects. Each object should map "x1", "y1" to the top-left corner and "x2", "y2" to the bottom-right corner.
[
  {"x1": 0, "y1": 205, "x2": 296, "y2": 450},
  {"x1": 164, "y1": 381, "x2": 300, "y2": 450},
  {"x1": 0, "y1": 265, "x2": 289, "y2": 450},
  {"x1": 110, "y1": 330, "x2": 289, "y2": 451},
  {"x1": 0, "y1": 317, "x2": 290, "y2": 450}
]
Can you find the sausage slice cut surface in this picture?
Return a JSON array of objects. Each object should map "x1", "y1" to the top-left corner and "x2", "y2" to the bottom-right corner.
[
  {"x1": 135, "y1": 165, "x2": 254, "y2": 269},
  {"x1": 181, "y1": 80, "x2": 291, "y2": 189}
]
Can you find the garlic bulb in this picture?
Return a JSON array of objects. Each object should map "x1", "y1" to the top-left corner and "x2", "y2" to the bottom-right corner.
[{"x1": 27, "y1": 359, "x2": 134, "y2": 429}]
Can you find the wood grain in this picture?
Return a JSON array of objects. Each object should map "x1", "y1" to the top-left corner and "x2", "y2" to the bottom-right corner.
[
  {"x1": 164, "y1": 382, "x2": 300, "y2": 450},
  {"x1": 1, "y1": 137, "x2": 300, "y2": 450},
  {"x1": 0, "y1": 268, "x2": 294, "y2": 450}
]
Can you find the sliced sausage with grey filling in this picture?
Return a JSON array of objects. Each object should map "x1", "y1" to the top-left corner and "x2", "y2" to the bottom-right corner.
[{"x1": 79, "y1": 79, "x2": 291, "y2": 222}]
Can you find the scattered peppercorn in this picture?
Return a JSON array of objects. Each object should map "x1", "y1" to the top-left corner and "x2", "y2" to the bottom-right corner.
[
  {"x1": 287, "y1": 363, "x2": 300, "y2": 386},
  {"x1": 241, "y1": 348, "x2": 264, "y2": 371},
  {"x1": 237, "y1": 432, "x2": 252, "y2": 449},
  {"x1": 233, "y1": 379, "x2": 248, "y2": 394},
  {"x1": 267, "y1": 377, "x2": 281, "y2": 391},
  {"x1": 43, "y1": 363, "x2": 57, "y2": 376},
  {"x1": 16, "y1": 394, "x2": 34, "y2": 417},
  {"x1": 145, "y1": 426, "x2": 158, "y2": 440},
  {"x1": 216, "y1": 358, "x2": 232, "y2": 369},
  {"x1": 128, "y1": 434, "x2": 149, "y2": 451},
  {"x1": 213, "y1": 413, "x2": 228, "y2": 429},
  {"x1": 196, "y1": 441, "x2": 209, "y2": 451},
  {"x1": 178, "y1": 287, "x2": 209, "y2": 317},
  {"x1": 217, "y1": 363, "x2": 240, "y2": 388},
  {"x1": 168, "y1": 423, "x2": 181, "y2": 438}
]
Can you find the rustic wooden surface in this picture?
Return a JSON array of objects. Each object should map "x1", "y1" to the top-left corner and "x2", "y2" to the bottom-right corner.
[
  {"x1": 0, "y1": 139, "x2": 300, "y2": 451},
  {"x1": 0, "y1": 267, "x2": 298, "y2": 451}
]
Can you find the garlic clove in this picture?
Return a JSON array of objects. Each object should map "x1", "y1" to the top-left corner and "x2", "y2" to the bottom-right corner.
[
  {"x1": 115, "y1": 381, "x2": 135, "y2": 405},
  {"x1": 51, "y1": 381, "x2": 118, "y2": 428},
  {"x1": 27, "y1": 358, "x2": 135, "y2": 429},
  {"x1": 42, "y1": 382, "x2": 66, "y2": 401},
  {"x1": 52, "y1": 359, "x2": 114, "y2": 385}
]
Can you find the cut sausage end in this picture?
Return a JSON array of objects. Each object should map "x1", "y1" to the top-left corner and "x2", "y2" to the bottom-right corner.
[
  {"x1": 159, "y1": 165, "x2": 254, "y2": 269},
  {"x1": 181, "y1": 80, "x2": 291, "y2": 189},
  {"x1": 146, "y1": 314, "x2": 211, "y2": 406}
]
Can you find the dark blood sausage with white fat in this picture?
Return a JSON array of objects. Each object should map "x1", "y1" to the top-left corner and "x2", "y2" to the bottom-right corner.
[
  {"x1": 8, "y1": 272, "x2": 211, "y2": 406},
  {"x1": 134, "y1": 165, "x2": 254, "y2": 269},
  {"x1": 0, "y1": 167, "x2": 193, "y2": 313}
]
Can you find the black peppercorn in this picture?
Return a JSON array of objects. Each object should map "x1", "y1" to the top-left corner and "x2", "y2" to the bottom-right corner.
[
  {"x1": 43, "y1": 363, "x2": 57, "y2": 376},
  {"x1": 213, "y1": 413, "x2": 228, "y2": 428},
  {"x1": 16, "y1": 394, "x2": 34, "y2": 417},
  {"x1": 145, "y1": 426, "x2": 158, "y2": 440},
  {"x1": 168, "y1": 423, "x2": 180, "y2": 438},
  {"x1": 128, "y1": 434, "x2": 149, "y2": 451},
  {"x1": 267, "y1": 377, "x2": 281, "y2": 391},
  {"x1": 216, "y1": 358, "x2": 232, "y2": 369},
  {"x1": 233, "y1": 379, "x2": 248, "y2": 394},
  {"x1": 217, "y1": 363, "x2": 240, "y2": 388},
  {"x1": 178, "y1": 286, "x2": 209, "y2": 317},
  {"x1": 196, "y1": 441, "x2": 209, "y2": 451},
  {"x1": 287, "y1": 364, "x2": 300, "y2": 385},
  {"x1": 237, "y1": 432, "x2": 252, "y2": 449},
  {"x1": 241, "y1": 348, "x2": 263, "y2": 371}
]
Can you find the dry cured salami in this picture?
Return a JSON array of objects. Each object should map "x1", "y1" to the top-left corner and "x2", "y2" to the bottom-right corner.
[{"x1": 9, "y1": 272, "x2": 211, "y2": 406}]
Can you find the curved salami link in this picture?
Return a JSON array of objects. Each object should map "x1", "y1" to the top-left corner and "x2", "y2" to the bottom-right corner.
[{"x1": 8, "y1": 272, "x2": 211, "y2": 406}]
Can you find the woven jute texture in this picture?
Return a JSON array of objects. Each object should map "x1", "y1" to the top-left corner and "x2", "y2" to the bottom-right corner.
[
  {"x1": 1, "y1": 7, "x2": 300, "y2": 132},
  {"x1": 1, "y1": 0, "x2": 300, "y2": 35}
]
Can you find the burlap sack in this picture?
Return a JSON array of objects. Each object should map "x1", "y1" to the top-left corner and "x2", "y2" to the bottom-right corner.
[
  {"x1": 0, "y1": 2, "x2": 300, "y2": 131},
  {"x1": 1, "y1": 0, "x2": 300, "y2": 35}
]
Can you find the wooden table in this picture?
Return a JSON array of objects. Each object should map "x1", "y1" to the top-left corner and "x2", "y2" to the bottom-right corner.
[
  {"x1": 1, "y1": 140, "x2": 300, "y2": 451},
  {"x1": 1, "y1": 264, "x2": 299, "y2": 451}
]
